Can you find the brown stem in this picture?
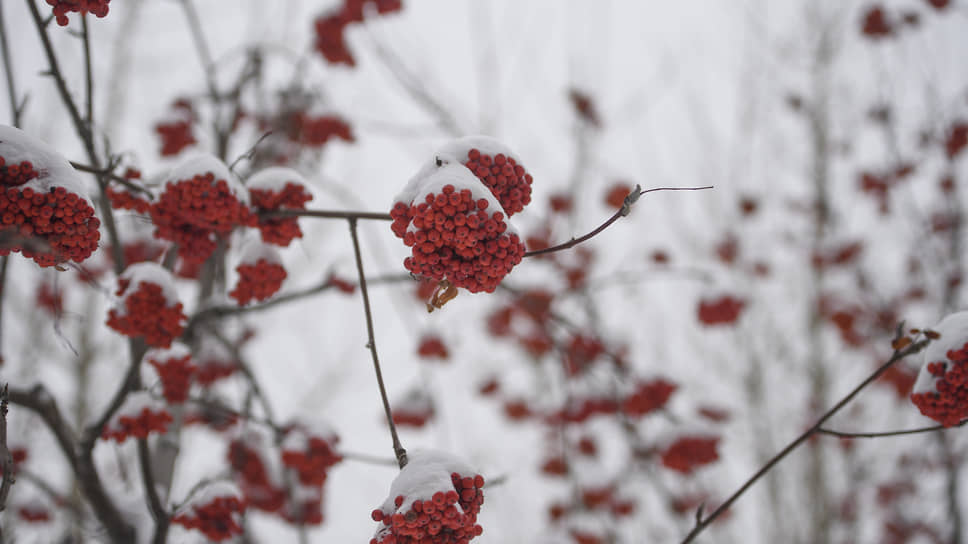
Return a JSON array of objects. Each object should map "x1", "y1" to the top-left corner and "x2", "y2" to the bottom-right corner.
[
  {"x1": 69, "y1": 161, "x2": 152, "y2": 196},
  {"x1": 137, "y1": 439, "x2": 169, "y2": 544},
  {"x1": 9, "y1": 385, "x2": 134, "y2": 542},
  {"x1": 265, "y1": 209, "x2": 393, "y2": 221},
  {"x1": 0, "y1": 0, "x2": 23, "y2": 127},
  {"x1": 0, "y1": 385, "x2": 13, "y2": 512},
  {"x1": 81, "y1": 15, "x2": 93, "y2": 130},
  {"x1": 348, "y1": 219, "x2": 407, "y2": 468},
  {"x1": 817, "y1": 419, "x2": 967, "y2": 438},
  {"x1": 680, "y1": 336, "x2": 930, "y2": 544},
  {"x1": 523, "y1": 186, "x2": 713, "y2": 258}
]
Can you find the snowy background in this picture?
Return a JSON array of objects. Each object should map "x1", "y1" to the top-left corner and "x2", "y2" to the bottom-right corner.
[{"x1": 2, "y1": 0, "x2": 968, "y2": 542}]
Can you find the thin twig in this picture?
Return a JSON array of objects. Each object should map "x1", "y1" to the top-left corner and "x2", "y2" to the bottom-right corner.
[
  {"x1": 265, "y1": 209, "x2": 393, "y2": 221},
  {"x1": 680, "y1": 335, "x2": 930, "y2": 543},
  {"x1": 348, "y1": 219, "x2": 407, "y2": 469},
  {"x1": 81, "y1": 14, "x2": 93, "y2": 130},
  {"x1": 817, "y1": 418, "x2": 968, "y2": 438},
  {"x1": 0, "y1": 0, "x2": 23, "y2": 127},
  {"x1": 338, "y1": 450, "x2": 399, "y2": 467},
  {"x1": 179, "y1": 0, "x2": 218, "y2": 102},
  {"x1": 524, "y1": 185, "x2": 713, "y2": 258},
  {"x1": 0, "y1": 256, "x2": 6, "y2": 366},
  {"x1": 0, "y1": 385, "x2": 13, "y2": 512},
  {"x1": 69, "y1": 161, "x2": 153, "y2": 196}
]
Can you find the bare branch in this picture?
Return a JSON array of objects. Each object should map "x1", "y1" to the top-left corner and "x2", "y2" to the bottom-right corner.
[
  {"x1": 680, "y1": 335, "x2": 930, "y2": 543},
  {"x1": 348, "y1": 219, "x2": 407, "y2": 468},
  {"x1": 0, "y1": 0, "x2": 23, "y2": 127},
  {"x1": 265, "y1": 209, "x2": 393, "y2": 221},
  {"x1": 817, "y1": 418, "x2": 968, "y2": 438},
  {"x1": 0, "y1": 385, "x2": 14, "y2": 512},
  {"x1": 523, "y1": 185, "x2": 713, "y2": 258}
]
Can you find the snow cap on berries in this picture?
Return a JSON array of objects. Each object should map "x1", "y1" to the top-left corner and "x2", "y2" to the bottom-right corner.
[
  {"x1": 391, "y1": 163, "x2": 525, "y2": 294},
  {"x1": 911, "y1": 311, "x2": 968, "y2": 426},
  {"x1": 404, "y1": 136, "x2": 533, "y2": 216},
  {"x1": 0, "y1": 124, "x2": 101, "y2": 267},
  {"x1": 371, "y1": 449, "x2": 485, "y2": 543}
]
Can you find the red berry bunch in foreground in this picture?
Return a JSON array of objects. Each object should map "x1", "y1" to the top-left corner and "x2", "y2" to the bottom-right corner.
[
  {"x1": 391, "y1": 166, "x2": 524, "y2": 294},
  {"x1": 0, "y1": 175, "x2": 101, "y2": 267},
  {"x1": 172, "y1": 485, "x2": 245, "y2": 542},
  {"x1": 149, "y1": 160, "x2": 253, "y2": 264},
  {"x1": 371, "y1": 451, "x2": 485, "y2": 544},
  {"x1": 106, "y1": 263, "x2": 185, "y2": 348},
  {"x1": 911, "y1": 342, "x2": 968, "y2": 426},
  {"x1": 248, "y1": 168, "x2": 314, "y2": 246},
  {"x1": 101, "y1": 392, "x2": 173, "y2": 442},
  {"x1": 462, "y1": 148, "x2": 533, "y2": 216},
  {"x1": 230, "y1": 257, "x2": 287, "y2": 305},
  {"x1": 47, "y1": 0, "x2": 110, "y2": 26},
  {"x1": 146, "y1": 347, "x2": 195, "y2": 404}
]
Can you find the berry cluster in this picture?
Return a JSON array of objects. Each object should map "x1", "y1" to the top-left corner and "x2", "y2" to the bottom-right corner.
[
  {"x1": 911, "y1": 342, "x2": 968, "y2": 426},
  {"x1": 230, "y1": 258, "x2": 287, "y2": 305},
  {"x1": 391, "y1": 169, "x2": 525, "y2": 293},
  {"x1": 172, "y1": 494, "x2": 245, "y2": 542},
  {"x1": 228, "y1": 438, "x2": 285, "y2": 512},
  {"x1": 35, "y1": 282, "x2": 63, "y2": 315},
  {"x1": 249, "y1": 174, "x2": 313, "y2": 246},
  {"x1": 697, "y1": 295, "x2": 746, "y2": 326},
  {"x1": 155, "y1": 100, "x2": 197, "y2": 157},
  {"x1": 0, "y1": 183, "x2": 101, "y2": 267},
  {"x1": 392, "y1": 389, "x2": 434, "y2": 428},
  {"x1": 106, "y1": 267, "x2": 185, "y2": 348},
  {"x1": 622, "y1": 379, "x2": 677, "y2": 417},
  {"x1": 313, "y1": 0, "x2": 402, "y2": 65},
  {"x1": 280, "y1": 435, "x2": 342, "y2": 486},
  {"x1": 417, "y1": 335, "x2": 449, "y2": 360},
  {"x1": 47, "y1": 0, "x2": 110, "y2": 26},
  {"x1": 149, "y1": 172, "x2": 253, "y2": 264},
  {"x1": 660, "y1": 436, "x2": 720, "y2": 474},
  {"x1": 0, "y1": 157, "x2": 38, "y2": 186},
  {"x1": 106, "y1": 185, "x2": 151, "y2": 214},
  {"x1": 101, "y1": 392, "x2": 173, "y2": 442},
  {"x1": 147, "y1": 350, "x2": 196, "y2": 404},
  {"x1": 461, "y1": 148, "x2": 532, "y2": 216},
  {"x1": 371, "y1": 473, "x2": 485, "y2": 544},
  {"x1": 290, "y1": 112, "x2": 355, "y2": 147}
]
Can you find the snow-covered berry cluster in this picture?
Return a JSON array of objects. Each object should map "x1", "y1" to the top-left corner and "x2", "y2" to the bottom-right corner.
[
  {"x1": 106, "y1": 263, "x2": 186, "y2": 348},
  {"x1": 145, "y1": 345, "x2": 195, "y2": 404},
  {"x1": 314, "y1": 0, "x2": 403, "y2": 66},
  {"x1": 101, "y1": 391, "x2": 173, "y2": 442},
  {"x1": 228, "y1": 434, "x2": 286, "y2": 513},
  {"x1": 155, "y1": 99, "x2": 197, "y2": 157},
  {"x1": 370, "y1": 450, "x2": 485, "y2": 544},
  {"x1": 391, "y1": 389, "x2": 434, "y2": 428},
  {"x1": 247, "y1": 167, "x2": 313, "y2": 246},
  {"x1": 193, "y1": 335, "x2": 239, "y2": 385},
  {"x1": 280, "y1": 424, "x2": 342, "y2": 487},
  {"x1": 911, "y1": 312, "x2": 968, "y2": 426},
  {"x1": 171, "y1": 483, "x2": 245, "y2": 542},
  {"x1": 148, "y1": 155, "x2": 253, "y2": 264},
  {"x1": 391, "y1": 162, "x2": 525, "y2": 294},
  {"x1": 0, "y1": 126, "x2": 101, "y2": 267},
  {"x1": 230, "y1": 242, "x2": 286, "y2": 305},
  {"x1": 47, "y1": 0, "x2": 110, "y2": 26}
]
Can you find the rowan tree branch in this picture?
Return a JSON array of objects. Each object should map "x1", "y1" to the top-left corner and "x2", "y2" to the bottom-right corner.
[
  {"x1": 817, "y1": 419, "x2": 968, "y2": 438},
  {"x1": 680, "y1": 333, "x2": 931, "y2": 544},
  {"x1": 348, "y1": 218, "x2": 407, "y2": 468},
  {"x1": 265, "y1": 209, "x2": 393, "y2": 221},
  {"x1": 8, "y1": 384, "x2": 135, "y2": 542},
  {"x1": 0, "y1": 0, "x2": 24, "y2": 127},
  {"x1": 524, "y1": 185, "x2": 713, "y2": 258},
  {"x1": 0, "y1": 385, "x2": 14, "y2": 512}
]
